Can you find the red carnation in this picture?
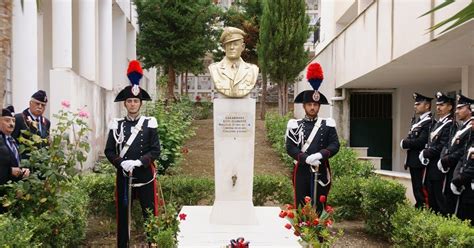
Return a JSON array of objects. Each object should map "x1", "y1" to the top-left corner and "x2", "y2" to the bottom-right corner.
[
  {"x1": 179, "y1": 213, "x2": 187, "y2": 221},
  {"x1": 279, "y1": 210, "x2": 287, "y2": 218},
  {"x1": 313, "y1": 218, "x2": 319, "y2": 225},
  {"x1": 287, "y1": 211, "x2": 295, "y2": 218},
  {"x1": 304, "y1": 196, "x2": 312, "y2": 203},
  {"x1": 285, "y1": 223, "x2": 292, "y2": 229},
  {"x1": 306, "y1": 63, "x2": 323, "y2": 80},
  {"x1": 319, "y1": 195, "x2": 327, "y2": 203},
  {"x1": 325, "y1": 205, "x2": 334, "y2": 214},
  {"x1": 285, "y1": 204, "x2": 294, "y2": 210},
  {"x1": 294, "y1": 230, "x2": 300, "y2": 236},
  {"x1": 127, "y1": 60, "x2": 143, "y2": 75},
  {"x1": 325, "y1": 219, "x2": 333, "y2": 226}
]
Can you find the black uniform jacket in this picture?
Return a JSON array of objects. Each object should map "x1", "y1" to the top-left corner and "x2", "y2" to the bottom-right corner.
[
  {"x1": 441, "y1": 119, "x2": 472, "y2": 169},
  {"x1": 402, "y1": 113, "x2": 435, "y2": 168},
  {"x1": 424, "y1": 115, "x2": 453, "y2": 180},
  {"x1": 104, "y1": 116, "x2": 160, "y2": 183},
  {"x1": 286, "y1": 118, "x2": 340, "y2": 177},
  {"x1": 0, "y1": 132, "x2": 20, "y2": 185},
  {"x1": 12, "y1": 108, "x2": 51, "y2": 141}
]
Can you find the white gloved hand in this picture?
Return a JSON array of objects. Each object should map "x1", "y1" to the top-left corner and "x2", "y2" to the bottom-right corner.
[
  {"x1": 120, "y1": 160, "x2": 134, "y2": 172},
  {"x1": 306, "y1": 153, "x2": 323, "y2": 165},
  {"x1": 130, "y1": 160, "x2": 143, "y2": 169},
  {"x1": 400, "y1": 140, "x2": 405, "y2": 149},
  {"x1": 418, "y1": 151, "x2": 426, "y2": 164},
  {"x1": 450, "y1": 183, "x2": 462, "y2": 195},
  {"x1": 437, "y1": 159, "x2": 448, "y2": 173},
  {"x1": 310, "y1": 160, "x2": 321, "y2": 172}
]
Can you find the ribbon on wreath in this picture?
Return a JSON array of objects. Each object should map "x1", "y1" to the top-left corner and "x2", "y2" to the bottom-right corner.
[{"x1": 230, "y1": 237, "x2": 249, "y2": 248}]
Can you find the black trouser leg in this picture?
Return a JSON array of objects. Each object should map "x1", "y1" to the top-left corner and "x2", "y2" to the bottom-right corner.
[
  {"x1": 427, "y1": 179, "x2": 446, "y2": 214},
  {"x1": 409, "y1": 167, "x2": 425, "y2": 208},
  {"x1": 293, "y1": 162, "x2": 330, "y2": 213},
  {"x1": 116, "y1": 174, "x2": 130, "y2": 248}
]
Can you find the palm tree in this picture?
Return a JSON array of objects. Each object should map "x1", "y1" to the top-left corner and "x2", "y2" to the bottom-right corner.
[
  {"x1": 421, "y1": 0, "x2": 474, "y2": 34},
  {"x1": 0, "y1": 0, "x2": 12, "y2": 108}
]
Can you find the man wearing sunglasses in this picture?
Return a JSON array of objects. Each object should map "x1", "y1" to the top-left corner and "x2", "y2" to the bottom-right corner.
[{"x1": 12, "y1": 90, "x2": 51, "y2": 158}]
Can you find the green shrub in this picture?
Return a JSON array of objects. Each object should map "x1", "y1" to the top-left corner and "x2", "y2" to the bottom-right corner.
[
  {"x1": 329, "y1": 140, "x2": 373, "y2": 179},
  {"x1": 144, "y1": 204, "x2": 180, "y2": 248},
  {"x1": 391, "y1": 203, "x2": 474, "y2": 247},
  {"x1": 0, "y1": 214, "x2": 40, "y2": 247},
  {"x1": 145, "y1": 100, "x2": 196, "y2": 174},
  {"x1": 264, "y1": 112, "x2": 293, "y2": 168},
  {"x1": 78, "y1": 173, "x2": 115, "y2": 217},
  {"x1": 360, "y1": 176, "x2": 406, "y2": 238},
  {"x1": 328, "y1": 175, "x2": 364, "y2": 220},
  {"x1": 253, "y1": 174, "x2": 293, "y2": 206},
  {"x1": 160, "y1": 176, "x2": 214, "y2": 208}
]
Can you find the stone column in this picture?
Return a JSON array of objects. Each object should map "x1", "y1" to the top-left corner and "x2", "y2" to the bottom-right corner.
[{"x1": 462, "y1": 66, "x2": 474, "y2": 98}]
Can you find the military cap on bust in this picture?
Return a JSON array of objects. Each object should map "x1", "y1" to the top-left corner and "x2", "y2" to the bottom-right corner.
[
  {"x1": 456, "y1": 94, "x2": 474, "y2": 108},
  {"x1": 31, "y1": 90, "x2": 48, "y2": 103},
  {"x1": 1, "y1": 106, "x2": 15, "y2": 117},
  {"x1": 413, "y1": 92, "x2": 433, "y2": 104},
  {"x1": 220, "y1": 27, "x2": 246, "y2": 44},
  {"x1": 114, "y1": 60, "x2": 152, "y2": 102},
  {"x1": 435, "y1": 92, "x2": 455, "y2": 105},
  {"x1": 294, "y1": 62, "x2": 329, "y2": 105}
]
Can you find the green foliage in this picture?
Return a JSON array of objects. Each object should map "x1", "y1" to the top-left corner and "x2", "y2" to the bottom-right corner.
[
  {"x1": 144, "y1": 204, "x2": 180, "y2": 247},
  {"x1": 329, "y1": 140, "x2": 374, "y2": 179},
  {"x1": 145, "y1": 100, "x2": 196, "y2": 174},
  {"x1": 264, "y1": 111, "x2": 293, "y2": 168},
  {"x1": 78, "y1": 173, "x2": 115, "y2": 217},
  {"x1": 253, "y1": 174, "x2": 293, "y2": 206},
  {"x1": 0, "y1": 214, "x2": 40, "y2": 247},
  {"x1": 328, "y1": 175, "x2": 364, "y2": 220},
  {"x1": 391, "y1": 203, "x2": 474, "y2": 247},
  {"x1": 360, "y1": 176, "x2": 406, "y2": 238},
  {"x1": 420, "y1": 0, "x2": 474, "y2": 34},
  {"x1": 258, "y1": 0, "x2": 309, "y2": 85}
]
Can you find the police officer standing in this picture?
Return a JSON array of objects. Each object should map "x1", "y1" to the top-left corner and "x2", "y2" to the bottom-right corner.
[
  {"x1": 12, "y1": 90, "x2": 51, "y2": 156},
  {"x1": 419, "y1": 92, "x2": 454, "y2": 213},
  {"x1": 286, "y1": 63, "x2": 340, "y2": 212},
  {"x1": 438, "y1": 94, "x2": 474, "y2": 214},
  {"x1": 104, "y1": 60, "x2": 160, "y2": 247},
  {"x1": 450, "y1": 103, "x2": 474, "y2": 224},
  {"x1": 400, "y1": 93, "x2": 435, "y2": 208}
]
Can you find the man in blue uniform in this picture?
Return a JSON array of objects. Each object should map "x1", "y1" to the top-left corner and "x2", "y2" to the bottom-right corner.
[
  {"x1": 104, "y1": 60, "x2": 160, "y2": 247},
  {"x1": 400, "y1": 93, "x2": 435, "y2": 208},
  {"x1": 438, "y1": 94, "x2": 473, "y2": 214},
  {"x1": 419, "y1": 92, "x2": 454, "y2": 214},
  {"x1": 286, "y1": 63, "x2": 340, "y2": 212},
  {"x1": 450, "y1": 103, "x2": 474, "y2": 224}
]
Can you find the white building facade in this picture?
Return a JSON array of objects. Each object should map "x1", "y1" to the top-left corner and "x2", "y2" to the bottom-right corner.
[
  {"x1": 8, "y1": 0, "x2": 157, "y2": 169},
  {"x1": 295, "y1": 0, "x2": 474, "y2": 172}
]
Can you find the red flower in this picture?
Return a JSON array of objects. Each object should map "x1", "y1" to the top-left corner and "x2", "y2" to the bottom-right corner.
[
  {"x1": 319, "y1": 195, "x2": 327, "y2": 203},
  {"x1": 287, "y1": 211, "x2": 295, "y2": 218},
  {"x1": 304, "y1": 196, "x2": 312, "y2": 203},
  {"x1": 312, "y1": 218, "x2": 319, "y2": 225},
  {"x1": 181, "y1": 147, "x2": 189, "y2": 154},
  {"x1": 179, "y1": 213, "x2": 187, "y2": 221},
  {"x1": 285, "y1": 204, "x2": 294, "y2": 210},
  {"x1": 195, "y1": 95, "x2": 202, "y2": 102},
  {"x1": 325, "y1": 205, "x2": 334, "y2": 214},
  {"x1": 279, "y1": 210, "x2": 287, "y2": 218},
  {"x1": 285, "y1": 223, "x2": 292, "y2": 229},
  {"x1": 325, "y1": 219, "x2": 333, "y2": 226},
  {"x1": 294, "y1": 231, "x2": 300, "y2": 236}
]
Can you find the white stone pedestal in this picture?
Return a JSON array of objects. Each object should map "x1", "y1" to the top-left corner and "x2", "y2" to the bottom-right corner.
[{"x1": 210, "y1": 98, "x2": 258, "y2": 225}]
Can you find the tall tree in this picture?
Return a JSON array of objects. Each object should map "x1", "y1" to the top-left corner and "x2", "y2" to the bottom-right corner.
[
  {"x1": 259, "y1": 0, "x2": 309, "y2": 115},
  {"x1": 135, "y1": 0, "x2": 221, "y2": 101},
  {"x1": 420, "y1": 0, "x2": 474, "y2": 34},
  {"x1": 0, "y1": 0, "x2": 12, "y2": 108}
]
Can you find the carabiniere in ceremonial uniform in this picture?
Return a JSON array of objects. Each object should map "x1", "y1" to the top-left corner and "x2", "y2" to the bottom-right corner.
[
  {"x1": 104, "y1": 60, "x2": 160, "y2": 248},
  {"x1": 286, "y1": 63, "x2": 340, "y2": 213}
]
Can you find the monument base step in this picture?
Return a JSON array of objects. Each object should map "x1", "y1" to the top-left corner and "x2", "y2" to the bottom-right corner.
[{"x1": 178, "y1": 206, "x2": 300, "y2": 248}]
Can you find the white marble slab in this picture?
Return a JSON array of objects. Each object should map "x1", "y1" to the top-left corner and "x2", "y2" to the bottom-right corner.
[{"x1": 178, "y1": 206, "x2": 300, "y2": 248}]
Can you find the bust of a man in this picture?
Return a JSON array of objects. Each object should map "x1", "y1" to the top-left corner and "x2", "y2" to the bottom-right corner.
[{"x1": 209, "y1": 27, "x2": 259, "y2": 98}]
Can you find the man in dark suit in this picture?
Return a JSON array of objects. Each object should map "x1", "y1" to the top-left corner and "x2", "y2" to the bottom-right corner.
[
  {"x1": 12, "y1": 90, "x2": 51, "y2": 157},
  {"x1": 438, "y1": 94, "x2": 473, "y2": 214},
  {"x1": 419, "y1": 92, "x2": 454, "y2": 214},
  {"x1": 286, "y1": 63, "x2": 340, "y2": 212},
  {"x1": 104, "y1": 60, "x2": 160, "y2": 248},
  {"x1": 400, "y1": 93, "x2": 435, "y2": 208},
  {"x1": 450, "y1": 103, "x2": 474, "y2": 223}
]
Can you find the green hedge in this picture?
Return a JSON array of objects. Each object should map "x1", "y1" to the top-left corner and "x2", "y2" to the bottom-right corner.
[
  {"x1": 253, "y1": 174, "x2": 293, "y2": 206},
  {"x1": 329, "y1": 140, "x2": 373, "y2": 179},
  {"x1": 328, "y1": 175, "x2": 364, "y2": 220},
  {"x1": 264, "y1": 112, "x2": 293, "y2": 168},
  {"x1": 391, "y1": 203, "x2": 474, "y2": 247},
  {"x1": 360, "y1": 176, "x2": 406, "y2": 238},
  {"x1": 0, "y1": 214, "x2": 40, "y2": 247}
]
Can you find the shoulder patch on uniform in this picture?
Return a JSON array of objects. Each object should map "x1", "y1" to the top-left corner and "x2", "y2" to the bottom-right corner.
[
  {"x1": 108, "y1": 118, "x2": 123, "y2": 130},
  {"x1": 287, "y1": 119, "x2": 299, "y2": 129},
  {"x1": 325, "y1": 118, "x2": 336, "y2": 127},
  {"x1": 147, "y1": 117, "x2": 158, "y2": 128}
]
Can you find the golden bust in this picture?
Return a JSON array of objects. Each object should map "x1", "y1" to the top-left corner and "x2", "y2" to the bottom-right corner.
[{"x1": 209, "y1": 27, "x2": 259, "y2": 98}]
